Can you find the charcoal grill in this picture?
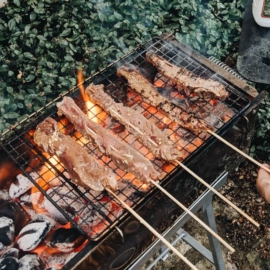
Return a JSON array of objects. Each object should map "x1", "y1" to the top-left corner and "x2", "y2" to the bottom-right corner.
[{"x1": 0, "y1": 35, "x2": 264, "y2": 269}]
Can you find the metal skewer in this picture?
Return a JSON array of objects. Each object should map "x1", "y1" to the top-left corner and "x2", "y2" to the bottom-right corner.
[
  {"x1": 149, "y1": 179, "x2": 235, "y2": 252},
  {"x1": 106, "y1": 187, "x2": 199, "y2": 270},
  {"x1": 207, "y1": 129, "x2": 270, "y2": 174}
]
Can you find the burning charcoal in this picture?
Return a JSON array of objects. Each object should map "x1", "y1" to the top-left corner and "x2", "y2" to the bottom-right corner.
[
  {"x1": 77, "y1": 200, "x2": 112, "y2": 235},
  {"x1": 0, "y1": 257, "x2": 19, "y2": 270},
  {"x1": 19, "y1": 191, "x2": 43, "y2": 206},
  {"x1": 43, "y1": 187, "x2": 85, "y2": 225},
  {"x1": 0, "y1": 189, "x2": 10, "y2": 202},
  {"x1": 117, "y1": 180, "x2": 145, "y2": 204},
  {"x1": 45, "y1": 228, "x2": 86, "y2": 253},
  {"x1": 18, "y1": 254, "x2": 45, "y2": 270},
  {"x1": 0, "y1": 217, "x2": 15, "y2": 254},
  {"x1": 41, "y1": 248, "x2": 77, "y2": 269},
  {"x1": 0, "y1": 202, "x2": 31, "y2": 235},
  {"x1": 17, "y1": 220, "x2": 52, "y2": 251},
  {"x1": 1, "y1": 248, "x2": 19, "y2": 259},
  {"x1": 9, "y1": 174, "x2": 34, "y2": 199}
]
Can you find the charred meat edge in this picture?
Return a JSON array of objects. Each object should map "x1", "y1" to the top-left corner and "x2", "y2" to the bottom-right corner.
[
  {"x1": 34, "y1": 117, "x2": 118, "y2": 191},
  {"x1": 146, "y1": 51, "x2": 229, "y2": 100},
  {"x1": 57, "y1": 97, "x2": 159, "y2": 183},
  {"x1": 116, "y1": 66, "x2": 214, "y2": 133},
  {"x1": 86, "y1": 83, "x2": 184, "y2": 161}
]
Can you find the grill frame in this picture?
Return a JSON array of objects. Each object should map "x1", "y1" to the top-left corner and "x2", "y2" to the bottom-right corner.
[{"x1": 0, "y1": 36, "x2": 256, "y2": 245}]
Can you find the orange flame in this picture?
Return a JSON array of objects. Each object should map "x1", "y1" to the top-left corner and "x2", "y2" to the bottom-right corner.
[{"x1": 77, "y1": 69, "x2": 100, "y2": 122}]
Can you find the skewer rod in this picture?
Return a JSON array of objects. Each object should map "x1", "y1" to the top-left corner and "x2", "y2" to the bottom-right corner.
[
  {"x1": 149, "y1": 180, "x2": 235, "y2": 252},
  {"x1": 176, "y1": 161, "x2": 260, "y2": 227},
  {"x1": 106, "y1": 188, "x2": 199, "y2": 270},
  {"x1": 207, "y1": 129, "x2": 270, "y2": 174}
]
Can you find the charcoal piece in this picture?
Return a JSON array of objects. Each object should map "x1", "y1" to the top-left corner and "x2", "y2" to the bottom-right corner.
[
  {"x1": 43, "y1": 187, "x2": 85, "y2": 225},
  {"x1": 18, "y1": 254, "x2": 45, "y2": 270},
  {"x1": 9, "y1": 174, "x2": 34, "y2": 199},
  {"x1": 1, "y1": 248, "x2": 19, "y2": 259},
  {"x1": 77, "y1": 201, "x2": 112, "y2": 235},
  {"x1": 0, "y1": 202, "x2": 30, "y2": 235},
  {"x1": 40, "y1": 248, "x2": 76, "y2": 268},
  {"x1": 0, "y1": 216, "x2": 15, "y2": 255},
  {"x1": 17, "y1": 220, "x2": 52, "y2": 251},
  {"x1": 0, "y1": 189, "x2": 9, "y2": 202},
  {"x1": 0, "y1": 257, "x2": 19, "y2": 270},
  {"x1": 45, "y1": 228, "x2": 86, "y2": 253}
]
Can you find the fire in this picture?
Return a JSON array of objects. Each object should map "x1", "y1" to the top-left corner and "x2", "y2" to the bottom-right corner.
[
  {"x1": 31, "y1": 155, "x2": 62, "y2": 213},
  {"x1": 77, "y1": 69, "x2": 101, "y2": 122}
]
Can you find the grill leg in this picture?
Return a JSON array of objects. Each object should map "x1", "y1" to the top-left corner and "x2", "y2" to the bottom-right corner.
[{"x1": 202, "y1": 201, "x2": 225, "y2": 270}]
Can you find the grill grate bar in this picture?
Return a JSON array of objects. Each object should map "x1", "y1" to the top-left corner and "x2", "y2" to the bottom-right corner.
[{"x1": 1, "y1": 37, "x2": 251, "y2": 241}]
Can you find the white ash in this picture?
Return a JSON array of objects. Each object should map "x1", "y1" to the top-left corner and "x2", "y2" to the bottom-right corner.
[
  {"x1": 17, "y1": 220, "x2": 52, "y2": 251},
  {"x1": 77, "y1": 186, "x2": 104, "y2": 201},
  {"x1": 9, "y1": 174, "x2": 34, "y2": 199},
  {"x1": 19, "y1": 191, "x2": 43, "y2": 206},
  {"x1": 22, "y1": 207, "x2": 57, "y2": 229},
  {"x1": 43, "y1": 187, "x2": 85, "y2": 225},
  {"x1": 0, "y1": 190, "x2": 10, "y2": 202},
  {"x1": 40, "y1": 249, "x2": 74, "y2": 268},
  {"x1": 77, "y1": 201, "x2": 112, "y2": 234},
  {"x1": 19, "y1": 254, "x2": 45, "y2": 270}
]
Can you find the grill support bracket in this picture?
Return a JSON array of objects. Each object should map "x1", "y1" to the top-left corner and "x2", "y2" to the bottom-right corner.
[{"x1": 128, "y1": 172, "x2": 228, "y2": 270}]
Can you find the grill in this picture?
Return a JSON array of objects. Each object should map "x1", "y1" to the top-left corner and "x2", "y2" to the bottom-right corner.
[{"x1": 0, "y1": 36, "x2": 263, "y2": 269}]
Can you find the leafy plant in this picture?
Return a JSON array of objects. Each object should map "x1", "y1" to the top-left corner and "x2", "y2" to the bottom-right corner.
[
  {"x1": 0, "y1": 0, "x2": 247, "y2": 133},
  {"x1": 250, "y1": 90, "x2": 270, "y2": 161}
]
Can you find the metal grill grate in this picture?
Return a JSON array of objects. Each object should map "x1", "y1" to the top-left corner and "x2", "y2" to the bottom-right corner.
[{"x1": 0, "y1": 37, "x2": 251, "y2": 241}]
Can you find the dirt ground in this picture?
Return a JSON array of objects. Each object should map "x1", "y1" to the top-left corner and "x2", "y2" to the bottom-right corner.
[{"x1": 142, "y1": 159, "x2": 270, "y2": 270}]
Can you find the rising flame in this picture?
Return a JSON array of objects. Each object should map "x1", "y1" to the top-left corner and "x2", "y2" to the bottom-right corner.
[{"x1": 78, "y1": 69, "x2": 100, "y2": 122}]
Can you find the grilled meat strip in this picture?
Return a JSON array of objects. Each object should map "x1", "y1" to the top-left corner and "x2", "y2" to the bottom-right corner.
[
  {"x1": 146, "y1": 51, "x2": 229, "y2": 100},
  {"x1": 57, "y1": 97, "x2": 159, "y2": 183},
  {"x1": 86, "y1": 83, "x2": 184, "y2": 161},
  {"x1": 34, "y1": 117, "x2": 117, "y2": 191},
  {"x1": 116, "y1": 66, "x2": 213, "y2": 133}
]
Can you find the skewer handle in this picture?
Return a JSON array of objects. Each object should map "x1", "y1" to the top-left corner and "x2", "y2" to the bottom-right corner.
[
  {"x1": 176, "y1": 161, "x2": 260, "y2": 228},
  {"x1": 149, "y1": 180, "x2": 235, "y2": 253},
  {"x1": 207, "y1": 129, "x2": 270, "y2": 174},
  {"x1": 106, "y1": 188, "x2": 199, "y2": 270}
]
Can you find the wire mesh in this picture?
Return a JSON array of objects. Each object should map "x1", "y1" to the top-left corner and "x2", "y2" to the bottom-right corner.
[{"x1": 0, "y1": 37, "x2": 251, "y2": 241}]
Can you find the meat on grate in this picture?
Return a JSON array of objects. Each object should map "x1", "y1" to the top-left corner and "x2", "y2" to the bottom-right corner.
[
  {"x1": 34, "y1": 117, "x2": 118, "y2": 191},
  {"x1": 146, "y1": 51, "x2": 229, "y2": 100},
  {"x1": 117, "y1": 66, "x2": 213, "y2": 134},
  {"x1": 57, "y1": 97, "x2": 159, "y2": 183},
  {"x1": 86, "y1": 83, "x2": 184, "y2": 161}
]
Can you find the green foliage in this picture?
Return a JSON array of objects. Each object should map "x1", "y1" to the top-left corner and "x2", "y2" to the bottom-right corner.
[
  {"x1": 0, "y1": 0, "x2": 246, "y2": 133},
  {"x1": 250, "y1": 91, "x2": 270, "y2": 161}
]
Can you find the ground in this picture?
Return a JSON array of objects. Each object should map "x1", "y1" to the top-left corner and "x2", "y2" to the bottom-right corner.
[{"x1": 142, "y1": 159, "x2": 270, "y2": 269}]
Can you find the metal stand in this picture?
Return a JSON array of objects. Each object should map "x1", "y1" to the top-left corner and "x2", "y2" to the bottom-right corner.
[{"x1": 128, "y1": 172, "x2": 228, "y2": 270}]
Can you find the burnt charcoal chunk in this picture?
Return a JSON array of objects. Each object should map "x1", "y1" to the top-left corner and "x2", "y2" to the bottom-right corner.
[
  {"x1": 0, "y1": 201, "x2": 30, "y2": 235},
  {"x1": 45, "y1": 228, "x2": 86, "y2": 252},
  {"x1": 0, "y1": 216, "x2": 15, "y2": 249},
  {"x1": 9, "y1": 174, "x2": 34, "y2": 199},
  {"x1": 0, "y1": 257, "x2": 19, "y2": 270},
  {"x1": 0, "y1": 190, "x2": 9, "y2": 202},
  {"x1": 1, "y1": 248, "x2": 19, "y2": 259},
  {"x1": 17, "y1": 220, "x2": 52, "y2": 251},
  {"x1": 18, "y1": 254, "x2": 45, "y2": 270}
]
